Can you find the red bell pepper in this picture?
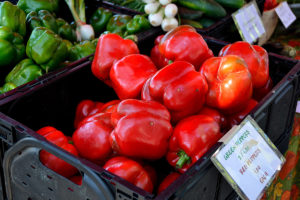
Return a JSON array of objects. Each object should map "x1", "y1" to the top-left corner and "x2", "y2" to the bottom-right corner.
[
  {"x1": 40, "y1": 143, "x2": 79, "y2": 178},
  {"x1": 141, "y1": 61, "x2": 208, "y2": 123},
  {"x1": 100, "y1": 100, "x2": 121, "y2": 113},
  {"x1": 74, "y1": 100, "x2": 104, "y2": 129},
  {"x1": 36, "y1": 126, "x2": 68, "y2": 147},
  {"x1": 37, "y1": 126, "x2": 78, "y2": 178},
  {"x1": 253, "y1": 77, "x2": 273, "y2": 102},
  {"x1": 103, "y1": 156, "x2": 154, "y2": 193},
  {"x1": 150, "y1": 35, "x2": 170, "y2": 69},
  {"x1": 91, "y1": 33, "x2": 139, "y2": 85},
  {"x1": 226, "y1": 99, "x2": 258, "y2": 129},
  {"x1": 110, "y1": 99, "x2": 171, "y2": 126},
  {"x1": 200, "y1": 55, "x2": 253, "y2": 114},
  {"x1": 219, "y1": 41, "x2": 269, "y2": 88},
  {"x1": 73, "y1": 112, "x2": 114, "y2": 161},
  {"x1": 167, "y1": 115, "x2": 222, "y2": 173},
  {"x1": 110, "y1": 54, "x2": 157, "y2": 99},
  {"x1": 69, "y1": 175, "x2": 83, "y2": 185},
  {"x1": 198, "y1": 107, "x2": 227, "y2": 132},
  {"x1": 158, "y1": 25, "x2": 213, "y2": 71},
  {"x1": 110, "y1": 99, "x2": 173, "y2": 160},
  {"x1": 157, "y1": 172, "x2": 181, "y2": 194}
]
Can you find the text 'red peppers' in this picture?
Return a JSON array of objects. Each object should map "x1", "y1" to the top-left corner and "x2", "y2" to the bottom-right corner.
[
  {"x1": 142, "y1": 61, "x2": 208, "y2": 123},
  {"x1": 74, "y1": 99, "x2": 104, "y2": 129},
  {"x1": 219, "y1": 41, "x2": 269, "y2": 88},
  {"x1": 110, "y1": 99, "x2": 173, "y2": 160},
  {"x1": 73, "y1": 112, "x2": 114, "y2": 161},
  {"x1": 110, "y1": 54, "x2": 157, "y2": 99},
  {"x1": 159, "y1": 25, "x2": 213, "y2": 71},
  {"x1": 200, "y1": 55, "x2": 253, "y2": 114},
  {"x1": 150, "y1": 35, "x2": 170, "y2": 69},
  {"x1": 37, "y1": 126, "x2": 78, "y2": 178},
  {"x1": 104, "y1": 156, "x2": 154, "y2": 193},
  {"x1": 91, "y1": 33, "x2": 139, "y2": 85},
  {"x1": 167, "y1": 115, "x2": 222, "y2": 173}
]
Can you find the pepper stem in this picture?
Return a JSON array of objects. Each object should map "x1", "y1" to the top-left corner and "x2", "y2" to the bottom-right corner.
[{"x1": 176, "y1": 150, "x2": 191, "y2": 169}]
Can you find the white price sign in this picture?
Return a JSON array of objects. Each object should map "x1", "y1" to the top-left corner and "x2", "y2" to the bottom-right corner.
[
  {"x1": 211, "y1": 116, "x2": 285, "y2": 200},
  {"x1": 275, "y1": 1, "x2": 297, "y2": 28},
  {"x1": 232, "y1": 1, "x2": 266, "y2": 44}
]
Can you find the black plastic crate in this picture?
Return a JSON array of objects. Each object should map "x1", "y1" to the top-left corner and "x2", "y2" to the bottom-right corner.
[
  {"x1": 101, "y1": 0, "x2": 265, "y2": 42},
  {"x1": 0, "y1": 37, "x2": 299, "y2": 200}
]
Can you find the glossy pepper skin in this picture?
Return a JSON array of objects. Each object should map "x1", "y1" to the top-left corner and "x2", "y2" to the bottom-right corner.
[
  {"x1": 219, "y1": 41, "x2": 269, "y2": 88},
  {"x1": 73, "y1": 112, "x2": 114, "y2": 161},
  {"x1": 73, "y1": 99, "x2": 104, "y2": 129},
  {"x1": 56, "y1": 18, "x2": 77, "y2": 42},
  {"x1": 253, "y1": 77, "x2": 273, "y2": 102},
  {"x1": 26, "y1": 27, "x2": 68, "y2": 72},
  {"x1": 91, "y1": 33, "x2": 139, "y2": 85},
  {"x1": 106, "y1": 15, "x2": 132, "y2": 36},
  {"x1": 200, "y1": 55, "x2": 253, "y2": 114},
  {"x1": 17, "y1": 0, "x2": 59, "y2": 14},
  {"x1": 159, "y1": 25, "x2": 213, "y2": 71},
  {"x1": 0, "y1": 26, "x2": 26, "y2": 67},
  {"x1": 5, "y1": 58, "x2": 43, "y2": 88},
  {"x1": 110, "y1": 54, "x2": 157, "y2": 99},
  {"x1": 36, "y1": 126, "x2": 79, "y2": 178},
  {"x1": 69, "y1": 40, "x2": 97, "y2": 61},
  {"x1": 110, "y1": 99, "x2": 173, "y2": 159},
  {"x1": 103, "y1": 156, "x2": 153, "y2": 193},
  {"x1": 90, "y1": 8, "x2": 113, "y2": 36},
  {"x1": 141, "y1": 61, "x2": 208, "y2": 123},
  {"x1": 157, "y1": 172, "x2": 181, "y2": 194},
  {"x1": 167, "y1": 115, "x2": 222, "y2": 173},
  {"x1": 150, "y1": 35, "x2": 170, "y2": 69},
  {"x1": 26, "y1": 10, "x2": 58, "y2": 33},
  {"x1": 198, "y1": 106, "x2": 227, "y2": 132},
  {"x1": 125, "y1": 15, "x2": 151, "y2": 35},
  {"x1": 0, "y1": 1, "x2": 26, "y2": 36}
]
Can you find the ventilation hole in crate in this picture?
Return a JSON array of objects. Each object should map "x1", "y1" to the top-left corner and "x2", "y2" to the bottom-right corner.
[
  {"x1": 48, "y1": 187, "x2": 53, "y2": 192},
  {"x1": 86, "y1": 198, "x2": 90, "y2": 200},
  {"x1": 26, "y1": 174, "x2": 31, "y2": 178},
  {"x1": 133, "y1": 193, "x2": 138, "y2": 198},
  {"x1": 27, "y1": 198, "x2": 32, "y2": 200},
  {"x1": 68, "y1": 187, "x2": 74, "y2": 192},
  {"x1": 22, "y1": 181, "x2": 27, "y2": 186},
  {"x1": 118, "y1": 195, "x2": 122, "y2": 199},
  {"x1": 47, "y1": 175, "x2": 52, "y2": 179},
  {"x1": 203, "y1": 187, "x2": 207, "y2": 192},
  {"x1": 18, "y1": 151, "x2": 22, "y2": 155},
  {"x1": 30, "y1": 165, "x2": 36, "y2": 169}
]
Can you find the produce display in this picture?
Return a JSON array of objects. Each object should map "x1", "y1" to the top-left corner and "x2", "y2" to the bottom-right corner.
[
  {"x1": 0, "y1": 0, "x2": 298, "y2": 199},
  {"x1": 30, "y1": 25, "x2": 278, "y2": 196},
  {"x1": 0, "y1": 0, "x2": 152, "y2": 95},
  {"x1": 105, "y1": 0, "x2": 247, "y2": 30}
]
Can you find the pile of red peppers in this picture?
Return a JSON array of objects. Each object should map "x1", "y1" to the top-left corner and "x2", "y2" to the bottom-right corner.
[{"x1": 38, "y1": 25, "x2": 272, "y2": 194}]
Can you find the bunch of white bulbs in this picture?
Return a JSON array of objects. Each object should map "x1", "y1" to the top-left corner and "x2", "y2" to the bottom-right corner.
[{"x1": 143, "y1": 0, "x2": 178, "y2": 32}]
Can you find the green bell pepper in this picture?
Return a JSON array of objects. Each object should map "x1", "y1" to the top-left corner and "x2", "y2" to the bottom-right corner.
[
  {"x1": 5, "y1": 58, "x2": 43, "y2": 88},
  {"x1": 56, "y1": 18, "x2": 77, "y2": 42},
  {"x1": 125, "y1": 15, "x2": 151, "y2": 35},
  {"x1": 90, "y1": 7, "x2": 113, "y2": 36},
  {"x1": 26, "y1": 10, "x2": 58, "y2": 33},
  {"x1": 0, "y1": 26, "x2": 25, "y2": 67},
  {"x1": 26, "y1": 27, "x2": 68, "y2": 72},
  {"x1": 69, "y1": 40, "x2": 97, "y2": 61},
  {"x1": 106, "y1": 15, "x2": 132, "y2": 36},
  {"x1": 17, "y1": 0, "x2": 59, "y2": 14},
  {"x1": 0, "y1": 1, "x2": 26, "y2": 36},
  {"x1": 0, "y1": 83, "x2": 17, "y2": 94}
]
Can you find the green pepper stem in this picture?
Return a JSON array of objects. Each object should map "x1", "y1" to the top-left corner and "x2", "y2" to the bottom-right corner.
[{"x1": 176, "y1": 150, "x2": 191, "y2": 169}]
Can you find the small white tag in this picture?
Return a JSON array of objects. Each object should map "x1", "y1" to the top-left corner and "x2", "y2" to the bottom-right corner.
[
  {"x1": 296, "y1": 101, "x2": 300, "y2": 114},
  {"x1": 211, "y1": 116, "x2": 285, "y2": 200},
  {"x1": 232, "y1": 1, "x2": 266, "y2": 44},
  {"x1": 275, "y1": 1, "x2": 296, "y2": 28}
]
